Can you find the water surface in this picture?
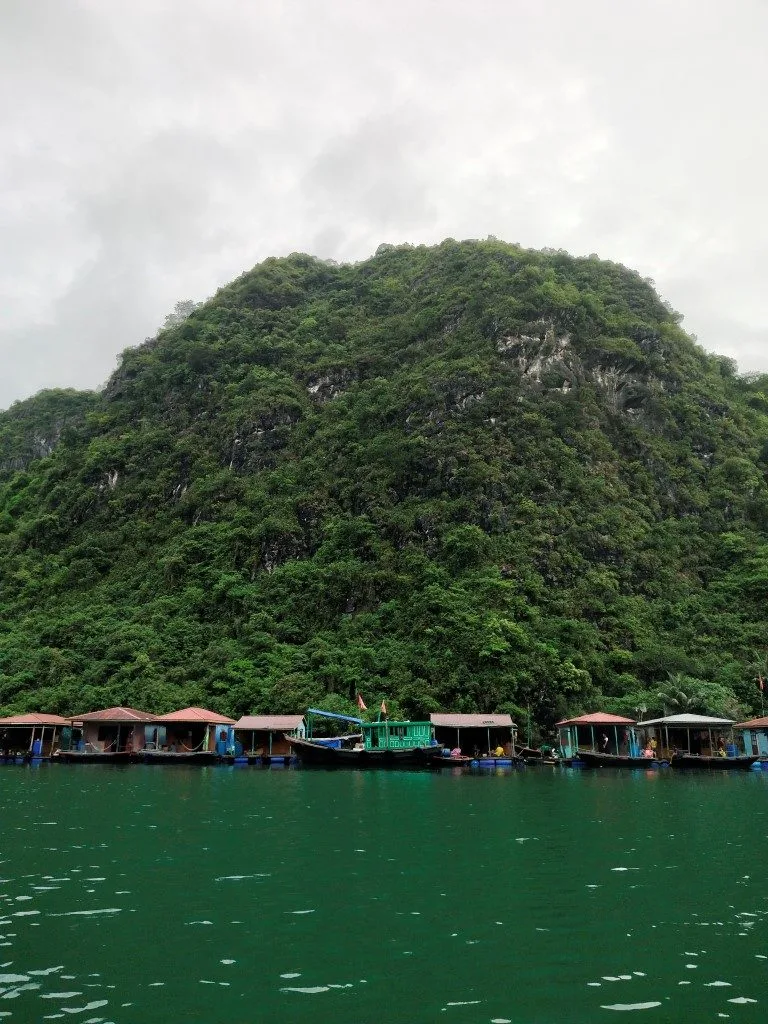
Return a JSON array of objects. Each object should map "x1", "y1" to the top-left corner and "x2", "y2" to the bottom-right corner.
[{"x1": 1, "y1": 765, "x2": 766, "y2": 1022}]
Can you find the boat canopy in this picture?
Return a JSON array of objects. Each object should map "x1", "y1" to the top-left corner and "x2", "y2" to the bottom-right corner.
[
  {"x1": 637, "y1": 714, "x2": 734, "y2": 728},
  {"x1": 307, "y1": 708, "x2": 363, "y2": 725}
]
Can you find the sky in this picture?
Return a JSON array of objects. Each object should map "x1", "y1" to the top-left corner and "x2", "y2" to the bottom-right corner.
[{"x1": 1, "y1": 0, "x2": 767, "y2": 410}]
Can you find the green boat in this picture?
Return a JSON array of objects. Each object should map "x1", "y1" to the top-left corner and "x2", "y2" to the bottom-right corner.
[{"x1": 289, "y1": 709, "x2": 444, "y2": 767}]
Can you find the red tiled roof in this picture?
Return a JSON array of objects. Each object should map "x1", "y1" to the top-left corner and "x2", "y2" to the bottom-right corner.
[
  {"x1": 0, "y1": 713, "x2": 70, "y2": 726},
  {"x1": 73, "y1": 706, "x2": 157, "y2": 723},
  {"x1": 155, "y1": 706, "x2": 235, "y2": 724},
  {"x1": 734, "y1": 716, "x2": 768, "y2": 729},
  {"x1": 235, "y1": 715, "x2": 305, "y2": 731},
  {"x1": 430, "y1": 714, "x2": 515, "y2": 728},
  {"x1": 556, "y1": 712, "x2": 636, "y2": 726}
]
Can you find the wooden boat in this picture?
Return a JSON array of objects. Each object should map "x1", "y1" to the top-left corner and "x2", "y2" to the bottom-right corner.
[
  {"x1": 291, "y1": 710, "x2": 445, "y2": 768},
  {"x1": 289, "y1": 735, "x2": 444, "y2": 767},
  {"x1": 57, "y1": 750, "x2": 135, "y2": 765},
  {"x1": 437, "y1": 754, "x2": 475, "y2": 766},
  {"x1": 435, "y1": 752, "x2": 524, "y2": 767},
  {"x1": 141, "y1": 750, "x2": 220, "y2": 765},
  {"x1": 670, "y1": 752, "x2": 758, "y2": 770},
  {"x1": 577, "y1": 750, "x2": 667, "y2": 768},
  {"x1": 518, "y1": 746, "x2": 561, "y2": 766}
]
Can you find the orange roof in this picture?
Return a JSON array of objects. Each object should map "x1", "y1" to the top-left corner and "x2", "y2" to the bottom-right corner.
[
  {"x1": 734, "y1": 716, "x2": 768, "y2": 729},
  {"x1": 556, "y1": 712, "x2": 636, "y2": 727},
  {"x1": 73, "y1": 706, "x2": 157, "y2": 723},
  {"x1": 155, "y1": 706, "x2": 235, "y2": 725},
  {"x1": 0, "y1": 713, "x2": 70, "y2": 726}
]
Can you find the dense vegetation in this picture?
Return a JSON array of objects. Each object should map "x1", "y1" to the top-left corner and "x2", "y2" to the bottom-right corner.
[
  {"x1": 0, "y1": 388, "x2": 97, "y2": 475},
  {"x1": 3, "y1": 239, "x2": 768, "y2": 733}
]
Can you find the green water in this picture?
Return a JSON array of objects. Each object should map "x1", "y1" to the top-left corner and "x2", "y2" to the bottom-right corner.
[{"x1": 1, "y1": 765, "x2": 766, "y2": 1023}]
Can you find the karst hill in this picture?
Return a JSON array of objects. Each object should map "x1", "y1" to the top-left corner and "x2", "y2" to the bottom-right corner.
[{"x1": 3, "y1": 239, "x2": 768, "y2": 727}]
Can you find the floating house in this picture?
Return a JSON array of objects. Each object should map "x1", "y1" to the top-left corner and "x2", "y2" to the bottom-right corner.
[
  {"x1": 0, "y1": 713, "x2": 69, "y2": 759},
  {"x1": 636, "y1": 713, "x2": 735, "y2": 759},
  {"x1": 430, "y1": 713, "x2": 517, "y2": 757},
  {"x1": 149, "y1": 707, "x2": 236, "y2": 755},
  {"x1": 735, "y1": 716, "x2": 768, "y2": 757},
  {"x1": 235, "y1": 715, "x2": 305, "y2": 762},
  {"x1": 557, "y1": 713, "x2": 637, "y2": 759},
  {"x1": 67, "y1": 706, "x2": 157, "y2": 754}
]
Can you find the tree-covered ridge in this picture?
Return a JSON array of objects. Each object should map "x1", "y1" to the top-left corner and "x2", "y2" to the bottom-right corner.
[
  {"x1": 0, "y1": 388, "x2": 97, "y2": 475},
  {"x1": 2, "y1": 238, "x2": 768, "y2": 731}
]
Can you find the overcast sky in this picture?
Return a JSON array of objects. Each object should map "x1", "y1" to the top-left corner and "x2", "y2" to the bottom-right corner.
[{"x1": 2, "y1": 0, "x2": 767, "y2": 410}]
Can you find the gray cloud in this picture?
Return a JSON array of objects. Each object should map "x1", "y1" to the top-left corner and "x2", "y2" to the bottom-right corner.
[{"x1": 2, "y1": 0, "x2": 767, "y2": 409}]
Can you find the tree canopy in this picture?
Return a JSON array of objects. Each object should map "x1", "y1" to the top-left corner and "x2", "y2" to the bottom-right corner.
[{"x1": 2, "y1": 239, "x2": 767, "y2": 733}]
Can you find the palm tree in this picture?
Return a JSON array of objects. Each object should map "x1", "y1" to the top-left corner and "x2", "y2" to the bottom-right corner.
[{"x1": 656, "y1": 673, "x2": 695, "y2": 716}]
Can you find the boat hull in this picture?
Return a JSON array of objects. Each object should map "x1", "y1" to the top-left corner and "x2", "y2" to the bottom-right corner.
[
  {"x1": 142, "y1": 751, "x2": 219, "y2": 765},
  {"x1": 670, "y1": 753, "x2": 758, "y2": 770},
  {"x1": 57, "y1": 751, "x2": 135, "y2": 765},
  {"x1": 289, "y1": 737, "x2": 444, "y2": 767},
  {"x1": 578, "y1": 750, "x2": 667, "y2": 768},
  {"x1": 518, "y1": 747, "x2": 562, "y2": 766},
  {"x1": 1, "y1": 753, "x2": 50, "y2": 764}
]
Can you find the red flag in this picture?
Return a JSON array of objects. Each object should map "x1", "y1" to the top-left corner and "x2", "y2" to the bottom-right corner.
[
  {"x1": 380, "y1": 700, "x2": 388, "y2": 717},
  {"x1": 356, "y1": 693, "x2": 367, "y2": 711}
]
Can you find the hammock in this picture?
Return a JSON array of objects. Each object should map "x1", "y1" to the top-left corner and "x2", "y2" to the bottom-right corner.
[{"x1": 177, "y1": 735, "x2": 207, "y2": 752}]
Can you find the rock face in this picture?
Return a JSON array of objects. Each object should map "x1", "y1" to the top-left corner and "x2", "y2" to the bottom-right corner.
[
  {"x1": 496, "y1": 318, "x2": 663, "y2": 413},
  {"x1": 0, "y1": 389, "x2": 97, "y2": 474},
  {"x1": 0, "y1": 239, "x2": 766, "y2": 725},
  {"x1": 306, "y1": 370, "x2": 354, "y2": 403}
]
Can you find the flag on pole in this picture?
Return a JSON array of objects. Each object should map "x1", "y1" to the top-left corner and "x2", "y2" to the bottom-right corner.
[
  {"x1": 759, "y1": 675, "x2": 765, "y2": 692},
  {"x1": 380, "y1": 700, "x2": 388, "y2": 717},
  {"x1": 356, "y1": 693, "x2": 367, "y2": 711}
]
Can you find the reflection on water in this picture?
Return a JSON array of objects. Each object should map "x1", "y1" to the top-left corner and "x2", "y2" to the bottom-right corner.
[{"x1": 0, "y1": 765, "x2": 766, "y2": 1022}]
